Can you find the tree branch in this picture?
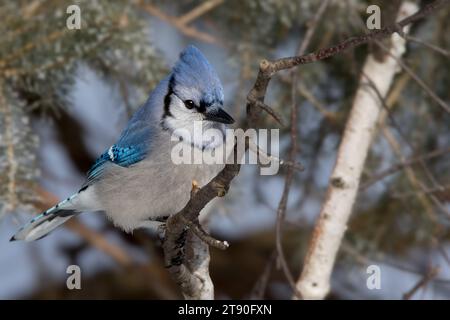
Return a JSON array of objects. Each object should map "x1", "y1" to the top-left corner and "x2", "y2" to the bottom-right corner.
[
  {"x1": 402, "y1": 266, "x2": 440, "y2": 299},
  {"x1": 161, "y1": 0, "x2": 446, "y2": 300},
  {"x1": 405, "y1": 34, "x2": 450, "y2": 57},
  {"x1": 134, "y1": 0, "x2": 220, "y2": 44},
  {"x1": 267, "y1": 0, "x2": 448, "y2": 71},
  {"x1": 275, "y1": 0, "x2": 331, "y2": 300},
  {"x1": 360, "y1": 147, "x2": 450, "y2": 190},
  {"x1": 296, "y1": 2, "x2": 419, "y2": 300},
  {"x1": 177, "y1": 0, "x2": 224, "y2": 26}
]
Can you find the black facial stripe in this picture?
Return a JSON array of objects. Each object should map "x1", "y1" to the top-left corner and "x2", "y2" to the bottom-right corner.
[
  {"x1": 198, "y1": 100, "x2": 207, "y2": 113},
  {"x1": 163, "y1": 75, "x2": 175, "y2": 119}
]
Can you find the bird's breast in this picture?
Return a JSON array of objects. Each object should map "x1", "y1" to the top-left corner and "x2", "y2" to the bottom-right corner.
[{"x1": 94, "y1": 134, "x2": 225, "y2": 232}]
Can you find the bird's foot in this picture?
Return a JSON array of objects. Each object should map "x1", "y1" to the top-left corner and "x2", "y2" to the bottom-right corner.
[
  {"x1": 174, "y1": 226, "x2": 188, "y2": 249},
  {"x1": 191, "y1": 179, "x2": 200, "y2": 197},
  {"x1": 213, "y1": 182, "x2": 228, "y2": 197},
  {"x1": 168, "y1": 226, "x2": 189, "y2": 267}
]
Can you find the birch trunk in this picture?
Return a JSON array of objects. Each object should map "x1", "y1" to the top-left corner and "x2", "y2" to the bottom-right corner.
[{"x1": 295, "y1": 2, "x2": 418, "y2": 300}]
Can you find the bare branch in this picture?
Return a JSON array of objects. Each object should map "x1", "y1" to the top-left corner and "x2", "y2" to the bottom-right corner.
[
  {"x1": 134, "y1": 0, "x2": 219, "y2": 44},
  {"x1": 162, "y1": 154, "x2": 240, "y2": 299},
  {"x1": 250, "y1": 99, "x2": 285, "y2": 126},
  {"x1": 374, "y1": 39, "x2": 450, "y2": 114},
  {"x1": 298, "y1": 84, "x2": 337, "y2": 122},
  {"x1": 160, "y1": 0, "x2": 446, "y2": 299},
  {"x1": 405, "y1": 34, "x2": 450, "y2": 57},
  {"x1": 360, "y1": 147, "x2": 450, "y2": 190},
  {"x1": 403, "y1": 266, "x2": 440, "y2": 300},
  {"x1": 249, "y1": 252, "x2": 276, "y2": 299},
  {"x1": 177, "y1": 0, "x2": 224, "y2": 25},
  {"x1": 391, "y1": 184, "x2": 450, "y2": 199},
  {"x1": 247, "y1": 140, "x2": 305, "y2": 172},
  {"x1": 274, "y1": 0, "x2": 331, "y2": 299},
  {"x1": 360, "y1": 63, "x2": 450, "y2": 218},
  {"x1": 296, "y1": 2, "x2": 418, "y2": 299},
  {"x1": 163, "y1": 227, "x2": 214, "y2": 300},
  {"x1": 178, "y1": 209, "x2": 229, "y2": 250},
  {"x1": 267, "y1": 0, "x2": 449, "y2": 72},
  {"x1": 381, "y1": 123, "x2": 440, "y2": 223}
]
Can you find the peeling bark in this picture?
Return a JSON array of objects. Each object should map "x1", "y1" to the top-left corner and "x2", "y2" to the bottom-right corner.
[{"x1": 295, "y1": 2, "x2": 419, "y2": 300}]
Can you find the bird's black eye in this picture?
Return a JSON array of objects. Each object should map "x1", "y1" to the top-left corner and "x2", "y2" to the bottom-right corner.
[{"x1": 184, "y1": 100, "x2": 195, "y2": 109}]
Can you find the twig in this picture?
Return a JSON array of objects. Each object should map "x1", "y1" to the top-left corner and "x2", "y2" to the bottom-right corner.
[
  {"x1": 296, "y1": 2, "x2": 419, "y2": 299},
  {"x1": 266, "y1": 0, "x2": 449, "y2": 72},
  {"x1": 274, "y1": 0, "x2": 331, "y2": 300},
  {"x1": 251, "y1": 99, "x2": 285, "y2": 126},
  {"x1": 391, "y1": 184, "x2": 450, "y2": 198},
  {"x1": 342, "y1": 239, "x2": 450, "y2": 283},
  {"x1": 381, "y1": 124, "x2": 439, "y2": 224},
  {"x1": 360, "y1": 147, "x2": 450, "y2": 190},
  {"x1": 247, "y1": 140, "x2": 305, "y2": 172},
  {"x1": 135, "y1": 0, "x2": 219, "y2": 44},
  {"x1": 0, "y1": 30, "x2": 66, "y2": 69},
  {"x1": 162, "y1": 149, "x2": 240, "y2": 299},
  {"x1": 402, "y1": 266, "x2": 440, "y2": 299},
  {"x1": 298, "y1": 84, "x2": 337, "y2": 122},
  {"x1": 249, "y1": 252, "x2": 276, "y2": 299},
  {"x1": 361, "y1": 60, "x2": 449, "y2": 219},
  {"x1": 374, "y1": 39, "x2": 450, "y2": 114},
  {"x1": 179, "y1": 213, "x2": 229, "y2": 250},
  {"x1": 3, "y1": 31, "x2": 115, "y2": 78},
  {"x1": 405, "y1": 34, "x2": 450, "y2": 57},
  {"x1": 177, "y1": 0, "x2": 224, "y2": 25},
  {"x1": 361, "y1": 51, "x2": 449, "y2": 220},
  {"x1": 162, "y1": 0, "x2": 446, "y2": 300},
  {"x1": 163, "y1": 223, "x2": 214, "y2": 299}
]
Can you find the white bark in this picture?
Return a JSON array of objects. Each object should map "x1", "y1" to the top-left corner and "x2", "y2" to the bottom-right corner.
[
  {"x1": 163, "y1": 223, "x2": 215, "y2": 300},
  {"x1": 182, "y1": 231, "x2": 214, "y2": 300},
  {"x1": 295, "y1": 2, "x2": 418, "y2": 300}
]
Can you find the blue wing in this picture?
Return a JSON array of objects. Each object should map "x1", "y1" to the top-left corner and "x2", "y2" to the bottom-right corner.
[
  {"x1": 85, "y1": 107, "x2": 154, "y2": 185},
  {"x1": 86, "y1": 144, "x2": 147, "y2": 181}
]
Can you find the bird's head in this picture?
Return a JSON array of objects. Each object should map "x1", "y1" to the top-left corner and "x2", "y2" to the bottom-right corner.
[{"x1": 161, "y1": 45, "x2": 234, "y2": 149}]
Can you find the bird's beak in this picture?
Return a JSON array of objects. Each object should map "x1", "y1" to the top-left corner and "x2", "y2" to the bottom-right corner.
[{"x1": 204, "y1": 107, "x2": 235, "y2": 124}]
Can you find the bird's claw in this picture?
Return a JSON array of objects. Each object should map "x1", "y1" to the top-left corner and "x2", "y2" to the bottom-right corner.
[
  {"x1": 213, "y1": 182, "x2": 228, "y2": 197},
  {"x1": 191, "y1": 179, "x2": 200, "y2": 197}
]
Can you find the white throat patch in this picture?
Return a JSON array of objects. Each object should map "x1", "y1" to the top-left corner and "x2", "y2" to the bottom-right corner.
[
  {"x1": 162, "y1": 94, "x2": 226, "y2": 150},
  {"x1": 163, "y1": 117, "x2": 225, "y2": 150}
]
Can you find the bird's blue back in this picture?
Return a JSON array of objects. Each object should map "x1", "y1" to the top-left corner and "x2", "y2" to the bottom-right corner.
[
  {"x1": 86, "y1": 77, "x2": 169, "y2": 183},
  {"x1": 86, "y1": 45, "x2": 223, "y2": 184}
]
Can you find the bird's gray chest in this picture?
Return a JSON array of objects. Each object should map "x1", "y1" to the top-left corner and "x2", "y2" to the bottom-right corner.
[
  {"x1": 102, "y1": 134, "x2": 222, "y2": 218},
  {"x1": 95, "y1": 131, "x2": 224, "y2": 230},
  {"x1": 140, "y1": 137, "x2": 223, "y2": 216}
]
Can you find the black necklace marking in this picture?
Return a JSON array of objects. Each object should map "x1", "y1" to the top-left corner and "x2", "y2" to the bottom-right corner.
[{"x1": 163, "y1": 75, "x2": 175, "y2": 119}]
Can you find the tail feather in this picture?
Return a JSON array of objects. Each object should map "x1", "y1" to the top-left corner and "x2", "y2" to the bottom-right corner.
[{"x1": 11, "y1": 194, "x2": 80, "y2": 242}]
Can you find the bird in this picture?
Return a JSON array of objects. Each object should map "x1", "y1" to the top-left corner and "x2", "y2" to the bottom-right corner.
[{"x1": 11, "y1": 45, "x2": 235, "y2": 242}]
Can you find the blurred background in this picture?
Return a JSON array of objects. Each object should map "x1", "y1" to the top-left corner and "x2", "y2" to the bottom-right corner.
[{"x1": 0, "y1": 0, "x2": 449, "y2": 299}]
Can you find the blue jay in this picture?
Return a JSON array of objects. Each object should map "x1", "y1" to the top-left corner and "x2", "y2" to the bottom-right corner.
[{"x1": 12, "y1": 45, "x2": 234, "y2": 241}]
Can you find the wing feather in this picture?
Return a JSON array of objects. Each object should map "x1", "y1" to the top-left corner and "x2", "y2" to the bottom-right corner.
[{"x1": 85, "y1": 116, "x2": 153, "y2": 184}]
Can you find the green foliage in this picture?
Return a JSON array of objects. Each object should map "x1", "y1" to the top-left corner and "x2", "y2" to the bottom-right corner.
[
  {"x1": 0, "y1": 0, "x2": 167, "y2": 219},
  {"x1": 1, "y1": 0, "x2": 166, "y2": 111},
  {"x1": 0, "y1": 83, "x2": 39, "y2": 218}
]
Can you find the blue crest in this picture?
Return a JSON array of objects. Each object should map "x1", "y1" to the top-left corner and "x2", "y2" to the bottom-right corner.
[{"x1": 172, "y1": 45, "x2": 224, "y2": 105}]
